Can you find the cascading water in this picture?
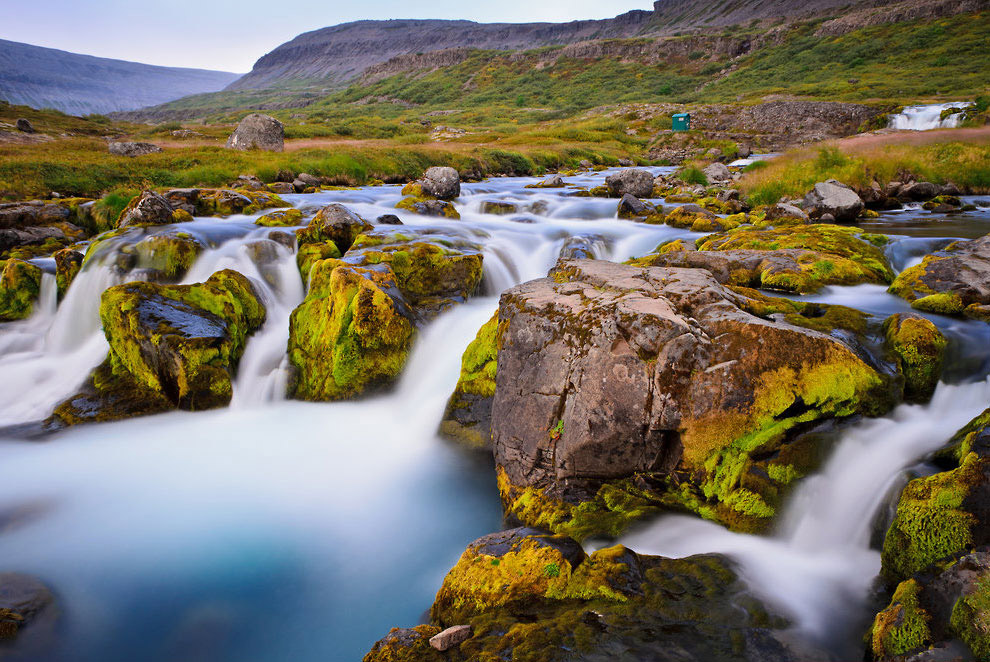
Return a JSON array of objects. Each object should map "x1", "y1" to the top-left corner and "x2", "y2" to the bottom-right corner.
[
  {"x1": 888, "y1": 102, "x2": 973, "y2": 130},
  {"x1": 0, "y1": 166, "x2": 987, "y2": 661}
]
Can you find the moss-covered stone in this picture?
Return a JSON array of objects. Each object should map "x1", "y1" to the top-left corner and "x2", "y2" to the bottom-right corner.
[
  {"x1": 255, "y1": 208, "x2": 303, "y2": 227},
  {"x1": 883, "y1": 313, "x2": 947, "y2": 403},
  {"x1": 950, "y1": 570, "x2": 990, "y2": 659},
  {"x1": 129, "y1": 232, "x2": 205, "y2": 281},
  {"x1": 53, "y1": 248, "x2": 83, "y2": 300},
  {"x1": 48, "y1": 358, "x2": 174, "y2": 427},
  {"x1": 296, "y1": 240, "x2": 342, "y2": 285},
  {"x1": 441, "y1": 313, "x2": 502, "y2": 448},
  {"x1": 99, "y1": 269, "x2": 266, "y2": 410},
  {"x1": 888, "y1": 235, "x2": 990, "y2": 319},
  {"x1": 396, "y1": 196, "x2": 460, "y2": 219},
  {"x1": 197, "y1": 189, "x2": 289, "y2": 216},
  {"x1": 363, "y1": 625, "x2": 444, "y2": 662},
  {"x1": 0, "y1": 259, "x2": 42, "y2": 321},
  {"x1": 665, "y1": 204, "x2": 740, "y2": 232},
  {"x1": 287, "y1": 263, "x2": 415, "y2": 401},
  {"x1": 881, "y1": 452, "x2": 988, "y2": 582},
  {"x1": 869, "y1": 578, "x2": 931, "y2": 659},
  {"x1": 295, "y1": 204, "x2": 372, "y2": 252}
]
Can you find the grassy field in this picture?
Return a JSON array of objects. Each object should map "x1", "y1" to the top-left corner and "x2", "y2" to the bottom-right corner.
[{"x1": 739, "y1": 129, "x2": 990, "y2": 204}]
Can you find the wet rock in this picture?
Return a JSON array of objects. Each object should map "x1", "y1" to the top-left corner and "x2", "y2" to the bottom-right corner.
[
  {"x1": 802, "y1": 179, "x2": 864, "y2": 222},
  {"x1": 376, "y1": 214, "x2": 402, "y2": 225},
  {"x1": 0, "y1": 572, "x2": 56, "y2": 643},
  {"x1": 883, "y1": 313, "x2": 947, "y2": 403},
  {"x1": 363, "y1": 625, "x2": 443, "y2": 662},
  {"x1": 163, "y1": 189, "x2": 199, "y2": 215},
  {"x1": 117, "y1": 190, "x2": 185, "y2": 228},
  {"x1": 295, "y1": 203, "x2": 372, "y2": 252},
  {"x1": 0, "y1": 259, "x2": 43, "y2": 321},
  {"x1": 396, "y1": 197, "x2": 459, "y2": 219},
  {"x1": 526, "y1": 174, "x2": 565, "y2": 189},
  {"x1": 255, "y1": 208, "x2": 303, "y2": 227},
  {"x1": 289, "y1": 231, "x2": 483, "y2": 401},
  {"x1": 429, "y1": 625, "x2": 472, "y2": 651},
  {"x1": 108, "y1": 141, "x2": 163, "y2": 157},
  {"x1": 225, "y1": 113, "x2": 284, "y2": 152},
  {"x1": 93, "y1": 270, "x2": 265, "y2": 411},
  {"x1": 881, "y1": 408, "x2": 990, "y2": 583},
  {"x1": 127, "y1": 231, "x2": 205, "y2": 281},
  {"x1": 441, "y1": 313, "x2": 499, "y2": 449},
  {"x1": 605, "y1": 169, "x2": 654, "y2": 198},
  {"x1": 420, "y1": 166, "x2": 460, "y2": 200},
  {"x1": 296, "y1": 173, "x2": 320, "y2": 187},
  {"x1": 889, "y1": 234, "x2": 990, "y2": 320},
  {"x1": 481, "y1": 201, "x2": 517, "y2": 215},
  {"x1": 15, "y1": 118, "x2": 34, "y2": 133},
  {"x1": 53, "y1": 248, "x2": 83, "y2": 298},
  {"x1": 899, "y1": 182, "x2": 939, "y2": 201},
  {"x1": 871, "y1": 549, "x2": 990, "y2": 661},
  {"x1": 558, "y1": 236, "x2": 599, "y2": 260},
  {"x1": 665, "y1": 204, "x2": 737, "y2": 232},
  {"x1": 616, "y1": 194, "x2": 657, "y2": 220},
  {"x1": 702, "y1": 162, "x2": 731, "y2": 183},
  {"x1": 493, "y1": 259, "x2": 892, "y2": 538}
]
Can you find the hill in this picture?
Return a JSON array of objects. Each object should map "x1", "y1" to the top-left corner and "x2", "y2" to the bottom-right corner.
[{"x1": 0, "y1": 39, "x2": 240, "y2": 115}]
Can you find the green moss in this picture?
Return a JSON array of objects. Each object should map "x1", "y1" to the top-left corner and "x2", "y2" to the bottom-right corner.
[
  {"x1": 395, "y1": 196, "x2": 461, "y2": 219},
  {"x1": 913, "y1": 292, "x2": 966, "y2": 315},
  {"x1": 454, "y1": 313, "x2": 500, "y2": 398},
  {"x1": 881, "y1": 453, "x2": 984, "y2": 582},
  {"x1": 130, "y1": 233, "x2": 204, "y2": 281},
  {"x1": 884, "y1": 313, "x2": 947, "y2": 402},
  {"x1": 297, "y1": 241, "x2": 342, "y2": 285},
  {"x1": 869, "y1": 579, "x2": 931, "y2": 658},
  {"x1": 256, "y1": 208, "x2": 303, "y2": 227},
  {"x1": 0, "y1": 259, "x2": 43, "y2": 321},
  {"x1": 362, "y1": 625, "x2": 444, "y2": 662},
  {"x1": 288, "y1": 263, "x2": 415, "y2": 401},
  {"x1": 53, "y1": 248, "x2": 83, "y2": 299},
  {"x1": 950, "y1": 572, "x2": 990, "y2": 659}
]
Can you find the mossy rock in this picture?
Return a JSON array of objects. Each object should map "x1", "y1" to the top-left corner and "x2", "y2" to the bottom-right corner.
[
  {"x1": 881, "y1": 451, "x2": 990, "y2": 583},
  {"x1": 883, "y1": 313, "x2": 947, "y2": 403},
  {"x1": 49, "y1": 358, "x2": 173, "y2": 427},
  {"x1": 362, "y1": 625, "x2": 444, "y2": 662},
  {"x1": 0, "y1": 259, "x2": 42, "y2": 321},
  {"x1": 99, "y1": 269, "x2": 266, "y2": 410},
  {"x1": 665, "y1": 204, "x2": 739, "y2": 233},
  {"x1": 440, "y1": 313, "x2": 502, "y2": 449},
  {"x1": 128, "y1": 232, "x2": 205, "y2": 282},
  {"x1": 297, "y1": 240, "x2": 342, "y2": 286},
  {"x1": 396, "y1": 196, "x2": 460, "y2": 219},
  {"x1": 197, "y1": 189, "x2": 289, "y2": 216},
  {"x1": 888, "y1": 235, "x2": 990, "y2": 320},
  {"x1": 53, "y1": 248, "x2": 83, "y2": 299},
  {"x1": 287, "y1": 263, "x2": 415, "y2": 401},
  {"x1": 869, "y1": 578, "x2": 932, "y2": 659},
  {"x1": 255, "y1": 208, "x2": 303, "y2": 227},
  {"x1": 295, "y1": 204, "x2": 372, "y2": 252}
]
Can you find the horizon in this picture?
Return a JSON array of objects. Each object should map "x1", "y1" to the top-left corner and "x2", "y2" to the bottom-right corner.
[{"x1": 0, "y1": 0, "x2": 653, "y2": 73}]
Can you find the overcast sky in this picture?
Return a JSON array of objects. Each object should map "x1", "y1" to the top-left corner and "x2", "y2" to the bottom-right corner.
[{"x1": 1, "y1": 0, "x2": 652, "y2": 73}]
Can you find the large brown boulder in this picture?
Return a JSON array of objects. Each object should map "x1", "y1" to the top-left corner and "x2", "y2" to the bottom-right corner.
[
  {"x1": 492, "y1": 259, "x2": 893, "y2": 537},
  {"x1": 604, "y1": 168, "x2": 654, "y2": 198},
  {"x1": 889, "y1": 234, "x2": 990, "y2": 319},
  {"x1": 225, "y1": 113, "x2": 284, "y2": 152}
]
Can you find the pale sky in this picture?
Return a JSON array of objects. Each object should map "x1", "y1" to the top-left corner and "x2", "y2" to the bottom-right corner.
[{"x1": 1, "y1": 0, "x2": 653, "y2": 73}]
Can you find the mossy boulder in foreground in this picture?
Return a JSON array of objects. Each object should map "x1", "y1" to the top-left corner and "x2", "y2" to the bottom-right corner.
[
  {"x1": 365, "y1": 527, "x2": 824, "y2": 662},
  {"x1": 889, "y1": 234, "x2": 990, "y2": 320},
  {"x1": 52, "y1": 270, "x2": 266, "y2": 424},
  {"x1": 869, "y1": 550, "x2": 990, "y2": 661},
  {"x1": 0, "y1": 259, "x2": 43, "y2": 321},
  {"x1": 492, "y1": 259, "x2": 894, "y2": 538}
]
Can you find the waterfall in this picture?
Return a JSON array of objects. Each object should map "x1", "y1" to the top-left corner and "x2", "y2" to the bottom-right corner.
[
  {"x1": 888, "y1": 102, "x2": 972, "y2": 130},
  {"x1": 620, "y1": 378, "x2": 990, "y2": 653}
]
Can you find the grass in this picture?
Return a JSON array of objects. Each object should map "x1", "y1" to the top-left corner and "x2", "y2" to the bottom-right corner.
[{"x1": 740, "y1": 132, "x2": 990, "y2": 205}]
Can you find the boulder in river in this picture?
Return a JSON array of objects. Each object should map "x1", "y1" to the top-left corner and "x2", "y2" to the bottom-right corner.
[
  {"x1": 870, "y1": 549, "x2": 990, "y2": 662},
  {"x1": 702, "y1": 162, "x2": 731, "y2": 183},
  {"x1": 883, "y1": 313, "x2": 947, "y2": 403},
  {"x1": 665, "y1": 204, "x2": 738, "y2": 232},
  {"x1": 802, "y1": 179, "x2": 864, "y2": 223},
  {"x1": 440, "y1": 313, "x2": 499, "y2": 449},
  {"x1": 53, "y1": 247, "x2": 83, "y2": 299},
  {"x1": 899, "y1": 181, "x2": 940, "y2": 201},
  {"x1": 53, "y1": 269, "x2": 267, "y2": 422},
  {"x1": 225, "y1": 113, "x2": 284, "y2": 152},
  {"x1": 889, "y1": 234, "x2": 990, "y2": 320},
  {"x1": 117, "y1": 190, "x2": 187, "y2": 228},
  {"x1": 296, "y1": 203, "x2": 372, "y2": 253},
  {"x1": 604, "y1": 169, "x2": 654, "y2": 198},
  {"x1": 419, "y1": 167, "x2": 460, "y2": 200},
  {"x1": 0, "y1": 572, "x2": 56, "y2": 643},
  {"x1": 0, "y1": 259, "x2": 42, "y2": 321},
  {"x1": 492, "y1": 259, "x2": 894, "y2": 538},
  {"x1": 108, "y1": 141, "x2": 163, "y2": 157},
  {"x1": 366, "y1": 526, "x2": 824, "y2": 661},
  {"x1": 526, "y1": 174, "x2": 565, "y2": 189}
]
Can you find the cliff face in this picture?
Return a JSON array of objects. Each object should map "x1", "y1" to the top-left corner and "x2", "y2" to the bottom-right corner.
[
  {"x1": 226, "y1": 12, "x2": 654, "y2": 90},
  {"x1": 0, "y1": 40, "x2": 239, "y2": 116}
]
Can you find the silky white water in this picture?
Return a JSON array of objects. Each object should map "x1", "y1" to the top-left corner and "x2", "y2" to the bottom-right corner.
[
  {"x1": 888, "y1": 102, "x2": 972, "y2": 130},
  {"x1": 0, "y1": 166, "x2": 987, "y2": 660}
]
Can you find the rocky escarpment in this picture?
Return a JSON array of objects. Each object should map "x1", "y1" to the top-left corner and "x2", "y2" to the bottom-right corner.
[
  {"x1": 816, "y1": 0, "x2": 990, "y2": 37},
  {"x1": 228, "y1": 13, "x2": 654, "y2": 90}
]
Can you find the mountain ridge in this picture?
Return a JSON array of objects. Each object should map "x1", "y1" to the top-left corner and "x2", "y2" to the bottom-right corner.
[{"x1": 0, "y1": 39, "x2": 240, "y2": 116}]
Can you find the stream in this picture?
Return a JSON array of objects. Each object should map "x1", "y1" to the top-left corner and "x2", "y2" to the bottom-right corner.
[{"x1": 0, "y1": 167, "x2": 988, "y2": 660}]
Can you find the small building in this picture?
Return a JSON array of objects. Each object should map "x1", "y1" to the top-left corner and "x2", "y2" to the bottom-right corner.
[{"x1": 672, "y1": 113, "x2": 690, "y2": 132}]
